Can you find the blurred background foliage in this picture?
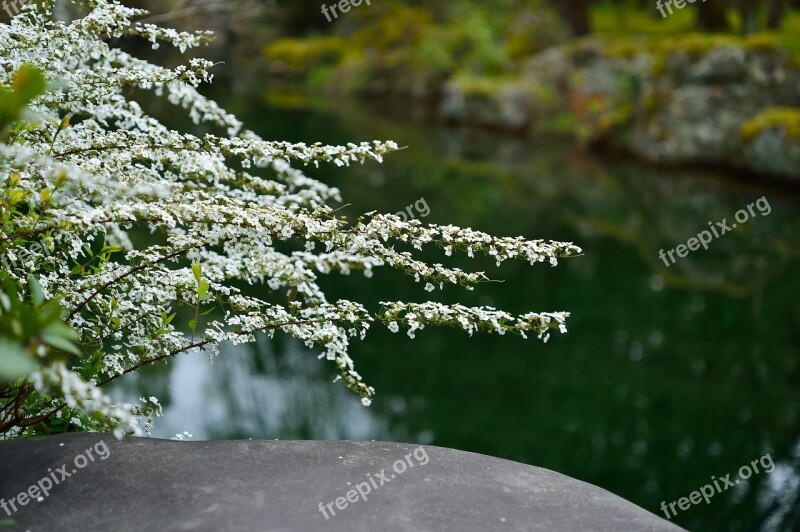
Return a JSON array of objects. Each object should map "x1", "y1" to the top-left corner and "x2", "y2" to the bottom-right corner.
[{"x1": 4, "y1": 1, "x2": 799, "y2": 530}]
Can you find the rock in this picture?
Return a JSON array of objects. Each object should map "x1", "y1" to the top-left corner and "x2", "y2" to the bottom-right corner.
[
  {"x1": 630, "y1": 84, "x2": 749, "y2": 163},
  {"x1": 0, "y1": 433, "x2": 683, "y2": 532},
  {"x1": 661, "y1": 50, "x2": 692, "y2": 83},
  {"x1": 522, "y1": 46, "x2": 571, "y2": 89},
  {"x1": 740, "y1": 108, "x2": 800, "y2": 179},
  {"x1": 621, "y1": 41, "x2": 800, "y2": 176},
  {"x1": 687, "y1": 46, "x2": 748, "y2": 84},
  {"x1": 445, "y1": 36, "x2": 800, "y2": 179},
  {"x1": 440, "y1": 79, "x2": 539, "y2": 133},
  {"x1": 570, "y1": 40, "x2": 605, "y2": 67}
]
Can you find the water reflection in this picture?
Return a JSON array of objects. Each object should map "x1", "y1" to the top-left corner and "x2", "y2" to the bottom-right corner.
[
  {"x1": 117, "y1": 339, "x2": 384, "y2": 441},
  {"x1": 115, "y1": 87, "x2": 800, "y2": 531}
]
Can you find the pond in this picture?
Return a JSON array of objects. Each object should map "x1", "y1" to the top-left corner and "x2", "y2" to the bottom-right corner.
[{"x1": 115, "y1": 80, "x2": 800, "y2": 531}]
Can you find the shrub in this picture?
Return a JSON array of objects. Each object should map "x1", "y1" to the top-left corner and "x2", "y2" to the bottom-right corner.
[{"x1": 0, "y1": 0, "x2": 580, "y2": 439}]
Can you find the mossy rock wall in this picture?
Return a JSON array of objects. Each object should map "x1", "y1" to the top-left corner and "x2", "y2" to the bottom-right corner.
[{"x1": 514, "y1": 36, "x2": 800, "y2": 179}]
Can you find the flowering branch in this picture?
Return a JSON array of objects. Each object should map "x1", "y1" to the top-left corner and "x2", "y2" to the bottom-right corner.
[{"x1": 0, "y1": 0, "x2": 581, "y2": 439}]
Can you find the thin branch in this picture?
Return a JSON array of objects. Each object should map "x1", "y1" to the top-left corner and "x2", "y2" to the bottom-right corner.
[
  {"x1": 53, "y1": 143, "x2": 170, "y2": 159},
  {"x1": 99, "y1": 317, "x2": 329, "y2": 386},
  {"x1": 67, "y1": 244, "x2": 201, "y2": 320}
]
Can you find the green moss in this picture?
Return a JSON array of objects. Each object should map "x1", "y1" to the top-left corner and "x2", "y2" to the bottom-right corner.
[
  {"x1": 264, "y1": 36, "x2": 347, "y2": 72},
  {"x1": 590, "y1": 3, "x2": 696, "y2": 35},
  {"x1": 741, "y1": 33, "x2": 785, "y2": 52},
  {"x1": 577, "y1": 32, "x2": 792, "y2": 79},
  {"x1": 601, "y1": 38, "x2": 644, "y2": 60},
  {"x1": 611, "y1": 33, "x2": 779, "y2": 59},
  {"x1": 263, "y1": 90, "x2": 321, "y2": 110},
  {"x1": 530, "y1": 82, "x2": 559, "y2": 107},
  {"x1": 741, "y1": 107, "x2": 800, "y2": 142},
  {"x1": 348, "y1": 2, "x2": 432, "y2": 49},
  {"x1": 584, "y1": 1, "x2": 798, "y2": 68},
  {"x1": 451, "y1": 76, "x2": 518, "y2": 97}
]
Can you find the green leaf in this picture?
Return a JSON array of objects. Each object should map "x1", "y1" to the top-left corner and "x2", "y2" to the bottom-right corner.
[
  {"x1": 38, "y1": 301, "x2": 65, "y2": 323},
  {"x1": 41, "y1": 321, "x2": 79, "y2": 341},
  {"x1": 28, "y1": 275, "x2": 44, "y2": 306},
  {"x1": 7, "y1": 189, "x2": 26, "y2": 204},
  {"x1": 198, "y1": 280, "x2": 209, "y2": 297},
  {"x1": 0, "y1": 340, "x2": 38, "y2": 379},
  {"x1": 40, "y1": 320, "x2": 80, "y2": 356},
  {"x1": 191, "y1": 263, "x2": 202, "y2": 284},
  {"x1": 11, "y1": 65, "x2": 46, "y2": 104},
  {"x1": 41, "y1": 333, "x2": 79, "y2": 355}
]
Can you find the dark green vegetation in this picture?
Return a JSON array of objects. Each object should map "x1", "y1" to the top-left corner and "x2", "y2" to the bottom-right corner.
[
  {"x1": 117, "y1": 81, "x2": 800, "y2": 531},
  {"x1": 263, "y1": 1, "x2": 800, "y2": 93},
  {"x1": 104, "y1": 1, "x2": 800, "y2": 530},
  {"x1": 260, "y1": 2, "x2": 800, "y2": 180},
  {"x1": 262, "y1": 0, "x2": 800, "y2": 39}
]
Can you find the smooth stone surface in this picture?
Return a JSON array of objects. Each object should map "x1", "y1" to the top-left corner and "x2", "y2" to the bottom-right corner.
[{"x1": 0, "y1": 433, "x2": 684, "y2": 531}]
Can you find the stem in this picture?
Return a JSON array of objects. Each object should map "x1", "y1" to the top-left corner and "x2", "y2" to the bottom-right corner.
[
  {"x1": 67, "y1": 244, "x2": 200, "y2": 321},
  {"x1": 98, "y1": 317, "x2": 327, "y2": 387}
]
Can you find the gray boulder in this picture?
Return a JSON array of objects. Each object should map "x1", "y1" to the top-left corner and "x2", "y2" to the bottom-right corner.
[
  {"x1": 742, "y1": 127, "x2": 800, "y2": 178},
  {"x1": 0, "y1": 433, "x2": 683, "y2": 532},
  {"x1": 440, "y1": 80, "x2": 538, "y2": 133}
]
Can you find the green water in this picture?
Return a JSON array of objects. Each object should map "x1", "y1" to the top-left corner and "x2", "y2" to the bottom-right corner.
[{"x1": 119, "y1": 86, "x2": 800, "y2": 531}]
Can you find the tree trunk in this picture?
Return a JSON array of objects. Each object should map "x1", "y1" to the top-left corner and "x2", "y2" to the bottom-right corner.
[
  {"x1": 767, "y1": 0, "x2": 787, "y2": 28},
  {"x1": 695, "y1": 0, "x2": 730, "y2": 31},
  {"x1": 557, "y1": 0, "x2": 592, "y2": 37}
]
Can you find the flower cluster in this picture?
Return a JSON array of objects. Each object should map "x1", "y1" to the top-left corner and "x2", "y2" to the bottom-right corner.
[{"x1": 0, "y1": 0, "x2": 581, "y2": 438}]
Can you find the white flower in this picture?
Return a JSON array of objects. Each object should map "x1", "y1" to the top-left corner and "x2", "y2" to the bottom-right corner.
[{"x1": 0, "y1": 0, "x2": 579, "y2": 438}]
